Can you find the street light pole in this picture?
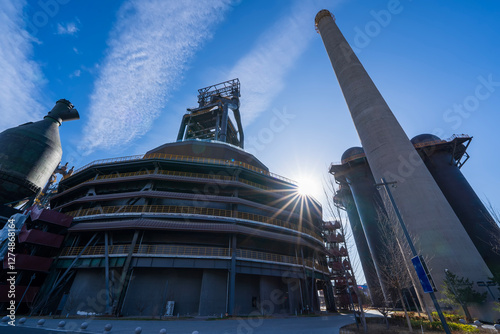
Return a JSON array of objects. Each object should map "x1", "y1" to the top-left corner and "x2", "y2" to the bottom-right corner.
[{"x1": 377, "y1": 178, "x2": 451, "y2": 334}]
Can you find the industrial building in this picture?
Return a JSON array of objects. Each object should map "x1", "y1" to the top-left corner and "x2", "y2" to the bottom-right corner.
[
  {"x1": 331, "y1": 135, "x2": 500, "y2": 307},
  {"x1": 35, "y1": 79, "x2": 336, "y2": 317},
  {"x1": 315, "y1": 9, "x2": 499, "y2": 321},
  {"x1": 0, "y1": 100, "x2": 79, "y2": 314}
]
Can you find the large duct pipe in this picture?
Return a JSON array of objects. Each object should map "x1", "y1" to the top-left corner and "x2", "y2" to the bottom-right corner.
[
  {"x1": 411, "y1": 134, "x2": 500, "y2": 280},
  {"x1": 335, "y1": 184, "x2": 384, "y2": 306},
  {"x1": 315, "y1": 10, "x2": 492, "y2": 299}
]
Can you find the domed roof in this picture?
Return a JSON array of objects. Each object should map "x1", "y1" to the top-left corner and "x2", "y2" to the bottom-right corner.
[
  {"x1": 410, "y1": 134, "x2": 441, "y2": 145},
  {"x1": 341, "y1": 147, "x2": 364, "y2": 162}
]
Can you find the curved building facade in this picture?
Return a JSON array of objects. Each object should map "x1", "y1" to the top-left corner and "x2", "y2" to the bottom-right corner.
[{"x1": 44, "y1": 80, "x2": 333, "y2": 317}]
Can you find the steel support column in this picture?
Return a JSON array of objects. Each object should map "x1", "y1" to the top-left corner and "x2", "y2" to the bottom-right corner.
[
  {"x1": 104, "y1": 232, "x2": 111, "y2": 314},
  {"x1": 114, "y1": 230, "x2": 139, "y2": 316},
  {"x1": 228, "y1": 234, "x2": 237, "y2": 315}
]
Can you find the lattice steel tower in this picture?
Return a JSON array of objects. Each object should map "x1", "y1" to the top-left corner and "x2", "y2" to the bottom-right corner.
[{"x1": 177, "y1": 78, "x2": 244, "y2": 148}]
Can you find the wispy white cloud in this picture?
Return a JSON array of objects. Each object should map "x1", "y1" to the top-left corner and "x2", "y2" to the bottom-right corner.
[
  {"x1": 56, "y1": 22, "x2": 79, "y2": 35},
  {"x1": 69, "y1": 69, "x2": 81, "y2": 78},
  {"x1": 227, "y1": 0, "x2": 340, "y2": 125},
  {"x1": 0, "y1": 0, "x2": 44, "y2": 131},
  {"x1": 80, "y1": 0, "x2": 233, "y2": 154}
]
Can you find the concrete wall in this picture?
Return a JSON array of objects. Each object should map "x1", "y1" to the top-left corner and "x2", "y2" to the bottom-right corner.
[
  {"x1": 198, "y1": 269, "x2": 228, "y2": 316},
  {"x1": 62, "y1": 266, "x2": 319, "y2": 317},
  {"x1": 121, "y1": 268, "x2": 202, "y2": 316},
  {"x1": 259, "y1": 276, "x2": 289, "y2": 315},
  {"x1": 286, "y1": 277, "x2": 303, "y2": 314},
  {"x1": 63, "y1": 269, "x2": 107, "y2": 315},
  {"x1": 234, "y1": 273, "x2": 259, "y2": 315}
]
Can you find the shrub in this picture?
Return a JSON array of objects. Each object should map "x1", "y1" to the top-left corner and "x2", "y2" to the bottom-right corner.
[
  {"x1": 411, "y1": 320, "x2": 479, "y2": 333},
  {"x1": 431, "y1": 311, "x2": 463, "y2": 323}
]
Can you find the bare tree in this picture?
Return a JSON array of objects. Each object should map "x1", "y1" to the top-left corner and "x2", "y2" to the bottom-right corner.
[
  {"x1": 370, "y1": 287, "x2": 392, "y2": 330},
  {"x1": 376, "y1": 207, "x2": 414, "y2": 332}
]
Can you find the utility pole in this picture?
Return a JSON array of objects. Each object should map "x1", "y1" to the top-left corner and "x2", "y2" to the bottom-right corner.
[{"x1": 377, "y1": 178, "x2": 451, "y2": 334}]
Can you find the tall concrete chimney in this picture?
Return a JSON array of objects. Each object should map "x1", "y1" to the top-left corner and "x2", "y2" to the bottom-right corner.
[{"x1": 315, "y1": 10, "x2": 492, "y2": 303}]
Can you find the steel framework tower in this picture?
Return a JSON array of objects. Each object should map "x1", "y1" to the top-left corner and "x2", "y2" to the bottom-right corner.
[{"x1": 177, "y1": 79, "x2": 244, "y2": 148}]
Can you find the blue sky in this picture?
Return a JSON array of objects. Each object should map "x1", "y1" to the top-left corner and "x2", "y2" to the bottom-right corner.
[{"x1": 2, "y1": 0, "x2": 500, "y2": 281}]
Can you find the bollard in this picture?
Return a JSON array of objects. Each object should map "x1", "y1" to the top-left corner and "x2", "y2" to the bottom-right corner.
[
  {"x1": 58, "y1": 321, "x2": 66, "y2": 328},
  {"x1": 159, "y1": 329, "x2": 167, "y2": 334},
  {"x1": 135, "y1": 327, "x2": 142, "y2": 334},
  {"x1": 18, "y1": 318, "x2": 26, "y2": 325},
  {"x1": 104, "y1": 323, "x2": 113, "y2": 333},
  {"x1": 473, "y1": 320, "x2": 482, "y2": 328},
  {"x1": 37, "y1": 319, "x2": 46, "y2": 327},
  {"x1": 81, "y1": 322, "x2": 89, "y2": 330}
]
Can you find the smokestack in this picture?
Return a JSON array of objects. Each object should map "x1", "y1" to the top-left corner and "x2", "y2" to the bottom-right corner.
[{"x1": 315, "y1": 10, "x2": 492, "y2": 297}]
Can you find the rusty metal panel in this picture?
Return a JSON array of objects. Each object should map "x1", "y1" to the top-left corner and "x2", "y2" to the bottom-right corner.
[
  {"x1": 18, "y1": 225, "x2": 64, "y2": 248},
  {"x1": 30, "y1": 206, "x2": 72, "y2": 227},
  {"x1": 3, "y1": 254, "x2": 53, "y2": 272}
]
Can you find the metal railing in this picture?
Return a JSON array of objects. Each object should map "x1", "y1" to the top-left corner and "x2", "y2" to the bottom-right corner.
[
  {"x1": 71, "y1": 169, "x2": 270, "y2": 192},
  {"x1": 64, "y1": 205, "x2": 322, "y2": 241},
  {"x1": 413, "y1": 139, "x2": 447, "y2": 149},
  {"x1": 59, "y1": 244, "x2": 330, "y2": 273},
  {"x1": 332, "y1": 134, "x2": 471, "y2": 166},
  {"x1": 73, "y1": 152, "x2": 297, "y2": 185}
]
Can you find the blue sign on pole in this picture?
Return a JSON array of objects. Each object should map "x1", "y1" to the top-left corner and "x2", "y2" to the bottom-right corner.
[{"x1": 411, "y1": 255, "x2": 435, "y2": 293}]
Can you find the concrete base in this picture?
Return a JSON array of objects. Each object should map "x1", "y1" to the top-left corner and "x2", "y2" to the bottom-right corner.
[{"x1": 61, "y1": 267, "x2": 314, "y2": 317}]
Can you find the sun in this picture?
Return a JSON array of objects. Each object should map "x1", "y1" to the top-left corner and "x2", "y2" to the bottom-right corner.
[{"x1": 296, "y1": 176, "x2": 319, "y2": 197}]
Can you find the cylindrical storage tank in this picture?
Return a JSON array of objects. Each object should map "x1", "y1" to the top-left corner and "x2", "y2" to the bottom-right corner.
[
  {"x1": 0, "y1": 100, "x2": 79, "y2": 204},
  {"x1": 335, "y1": 184, "x2": 384, "y2": 306},
  {"x1": 412, "y1": 134, "x2": 500, "y2": 280},
  {"x1": 341, "y1": 147, "x2": 391, "y2": 302}
]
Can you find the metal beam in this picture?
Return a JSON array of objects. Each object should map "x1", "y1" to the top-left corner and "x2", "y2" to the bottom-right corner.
[
  {"x1": 104, "y1": 232, "x2": 111, "y2": 314},
  {"x1": 38, "y1": 233, "x2": 98, "y2": 313},
  {"x1": 228, "y1": 234, "x2": 237, "y2": 315},
  {"x1": 114, "y1": 230, "x2": 139, "y2": 315}
]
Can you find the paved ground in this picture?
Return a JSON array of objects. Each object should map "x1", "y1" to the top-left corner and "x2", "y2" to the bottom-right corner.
[
  {"x1": 3, "y1": 312, "x2": 496, "y2": 333},
  {"x1": 0, "y1": 312, "x2": 364, "y2": 334}
]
